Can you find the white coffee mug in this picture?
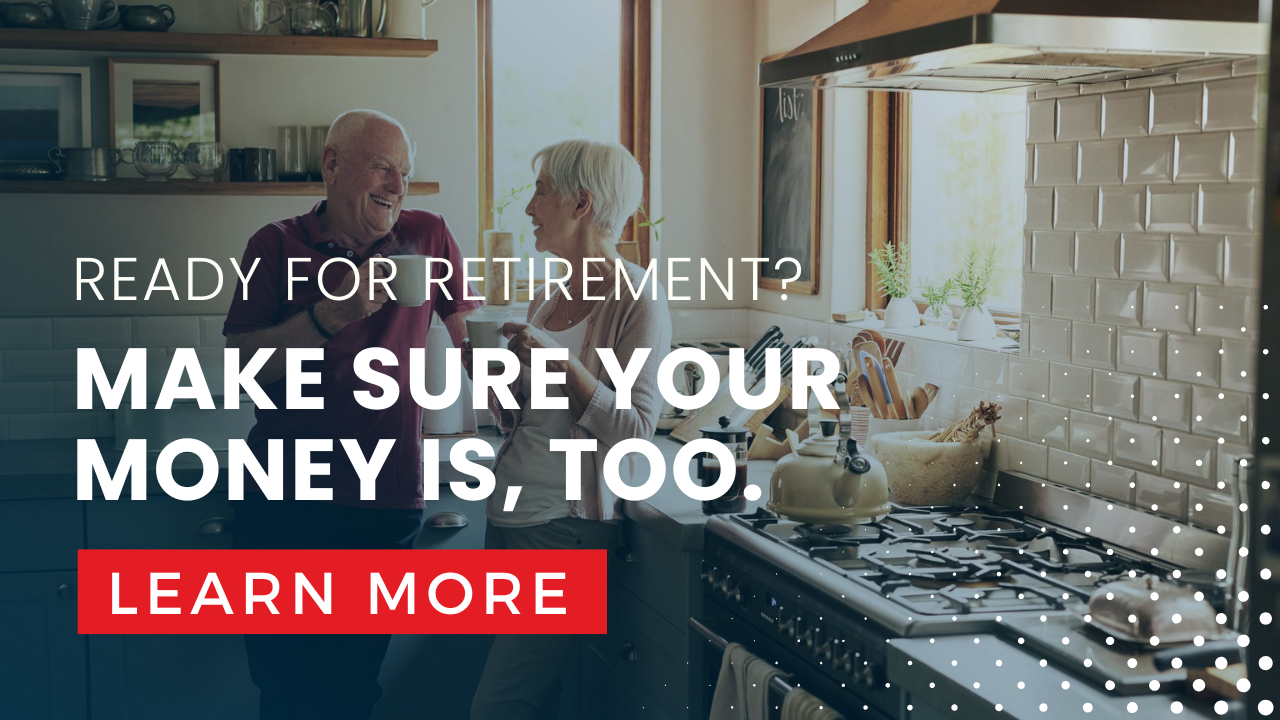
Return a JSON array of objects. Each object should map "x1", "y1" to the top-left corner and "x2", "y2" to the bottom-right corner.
[
  {"x1": 388, "y1": 254, "x2": 431, "y2": 307},
  {"x1": 466, "y1": 311, "x2": 514, "y2": 351},
  {"x1": 381, "y1": 0, "x2": 438, "y2": 39}
]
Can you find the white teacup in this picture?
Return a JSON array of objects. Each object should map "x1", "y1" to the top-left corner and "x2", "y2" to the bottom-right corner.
[
  {"x1": 388, "y1": 254, "x2": 431, "y2": 307},
  {"x1": 466, "y1": 311, "x2": 514, "y2": 350}
]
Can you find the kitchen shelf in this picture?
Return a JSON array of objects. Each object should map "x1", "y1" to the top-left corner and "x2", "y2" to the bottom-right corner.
[
  {"x1": 0, "y1": 180, "x2": 440, "y2": 196},
  {"x1": 0, "y1": 28, "x2": 437, "y2": 57}
]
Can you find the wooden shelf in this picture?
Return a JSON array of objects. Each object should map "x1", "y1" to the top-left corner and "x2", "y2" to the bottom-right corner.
[
  {"x1": 0, "y1": 180, "x2": 440, "y2": 196},
  {"x1": 0, "y1": 29, "x2": 437, "y2": 57}
]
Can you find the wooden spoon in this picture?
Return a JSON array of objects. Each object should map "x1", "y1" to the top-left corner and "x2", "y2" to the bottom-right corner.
[
  {"x1": 882, "y1": 359, "x2": 909, "y2": 420},
  {"x1": 910, "y1": 386, "x2": 930, "y2": 419},
  {"x1": 924, "y1": 383, "x2": 939, "y2": 404},
  {"x1": 856, "y1": 373, "x2": 883, "y2": 418}
]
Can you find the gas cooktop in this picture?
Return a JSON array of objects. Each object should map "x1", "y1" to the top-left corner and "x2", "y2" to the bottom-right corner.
[{"x1": 729, "y1": 504, "x2": 1186, "y2": 618}]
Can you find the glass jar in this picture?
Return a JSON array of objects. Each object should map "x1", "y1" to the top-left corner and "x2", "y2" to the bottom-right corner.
[{"x1": 923, "y1": 303, "x2": 952, "y2": 331}]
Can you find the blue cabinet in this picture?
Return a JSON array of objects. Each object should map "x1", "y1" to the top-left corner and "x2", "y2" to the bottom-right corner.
[{"x1": 0, "y1": 571, "x2": 85, "y2": 720}]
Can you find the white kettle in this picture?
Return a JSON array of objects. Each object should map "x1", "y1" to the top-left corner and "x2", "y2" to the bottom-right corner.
[{"x1": 767, "y1": 378, "x2": 890, "y2": 525}]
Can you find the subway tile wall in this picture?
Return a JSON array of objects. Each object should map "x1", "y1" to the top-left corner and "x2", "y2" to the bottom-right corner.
[
  {"x1": 742, "y1": 63, "x2": 1263, "y2": 533},
  {"x1": 0, "y1": 316, "x2": 231, "y2": 441}
]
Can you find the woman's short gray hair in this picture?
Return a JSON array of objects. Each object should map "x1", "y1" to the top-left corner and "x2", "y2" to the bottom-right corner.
[{"x1": 532, "y1": 139, "x2": 643, "y2": 238}]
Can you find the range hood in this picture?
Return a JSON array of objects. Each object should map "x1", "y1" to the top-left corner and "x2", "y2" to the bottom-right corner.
[{"x1": 759, "y1": 0, "x2": 1268, "y2": 93}]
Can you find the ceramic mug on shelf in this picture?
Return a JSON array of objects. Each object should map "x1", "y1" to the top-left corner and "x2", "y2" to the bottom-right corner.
[
  {"x1": 381, "y1": 0, "x2": 437, "y2": 39},
  {"x1": 0, "y1": 2, "x2": 55, "y2": 28},
  {"x1": 53, "y1": 0, "x2": 117, "y2": 29},
  {"x1": 283, "y1": 0, "x2": 337, "y2": 35},
  {"x1": 116, "y1": 3, "x2": 173, "y2": 31}
]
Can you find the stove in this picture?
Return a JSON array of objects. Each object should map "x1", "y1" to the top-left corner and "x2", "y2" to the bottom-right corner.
[{"x1": 695, "y1": 502, "x2": 1226, "y2": 718}]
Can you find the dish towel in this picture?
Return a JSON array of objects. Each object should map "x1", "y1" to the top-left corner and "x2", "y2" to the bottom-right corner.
[
  {"x1": 709, "y1": 642, "x2": 786, "y2": 720},
  {"x1": 781, "y1": 688, "x2": 845, "y2": 720}
]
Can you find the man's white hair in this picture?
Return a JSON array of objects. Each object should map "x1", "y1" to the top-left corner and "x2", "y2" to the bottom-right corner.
[
  {"x1": 531, "y1": 139, "x2": 643, "y2": 238},
  {"x1": 326, "y1": 109, "x2": 413, "y2": 167}
]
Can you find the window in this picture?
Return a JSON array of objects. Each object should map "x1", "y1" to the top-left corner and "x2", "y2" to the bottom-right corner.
[
  {"x1": 866, "y1": 92, "x2": 1026, "y2": 314},
  {"x1": 478, "y1": 0, "x2": 651, "y2": 285}
]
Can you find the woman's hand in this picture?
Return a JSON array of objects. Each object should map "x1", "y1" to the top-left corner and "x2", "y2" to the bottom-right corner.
[{"x1": 502, "y1": 322, "x2": 564, "y2": 369}]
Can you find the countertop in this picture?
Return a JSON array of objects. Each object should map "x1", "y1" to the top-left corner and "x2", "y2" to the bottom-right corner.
[
  {"x1": 888, "y1": 635, "x2": 1218, "y2": 720},
  {"x1": 0, "y1": 433, "x2": 773, "y2": 552}
]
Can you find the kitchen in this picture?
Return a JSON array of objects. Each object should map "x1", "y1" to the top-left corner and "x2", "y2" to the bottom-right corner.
[{"x1": 0, "y1": 0, "x2": 1275, "y2": 719}]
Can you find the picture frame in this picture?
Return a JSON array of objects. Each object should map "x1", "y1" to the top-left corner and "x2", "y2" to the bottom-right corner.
[
  {"x1": 109, "y1": 58, "x2": 220, "y2": 178},
  {"x1": 758, "y1": 84, "x2": 822, "y2": 297},
  {"x1": 0, "y1": 65, "x2": 91, "y2": 161}
]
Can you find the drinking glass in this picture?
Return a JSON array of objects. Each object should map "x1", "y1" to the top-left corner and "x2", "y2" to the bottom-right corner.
[
  {"x1": 307, "y1": 124, "x2": 330, "y2": 181},
  {"x1": 182, "y1": 142, "x2": 227, "y2": 182},
  {"x1": 132, "y1": 141, "x2": 179, "y2": 182},
  {"x1": 237, "y1": 0, "x2": 284, "y2": 33},
  {"x1": 277, "y1": 125, "x2": 307, "y2": 182}
]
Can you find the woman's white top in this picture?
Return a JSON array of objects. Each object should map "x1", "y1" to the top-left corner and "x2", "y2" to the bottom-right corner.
[{"x1": 488, "y1": 321, "x2": 591, "y2": 527}]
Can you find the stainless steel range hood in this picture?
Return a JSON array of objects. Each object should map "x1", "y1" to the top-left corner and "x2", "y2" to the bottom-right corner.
[{"x1": 759, "y1": 0, "x2": 1268, "y2": 93}]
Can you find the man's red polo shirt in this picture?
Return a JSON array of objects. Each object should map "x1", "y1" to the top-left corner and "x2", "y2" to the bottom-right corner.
[{"x1": 224, "y1": 201, "x2": 483, "y2": 508}]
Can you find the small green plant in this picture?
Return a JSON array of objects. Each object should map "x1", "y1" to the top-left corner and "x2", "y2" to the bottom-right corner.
[
  {"x1": 868, "y1": 244, "x2": 911, "y2": 298},
  {"x1": 920, "y1": 277, "x2": 956, "y2": 310},
  {"x1": 953, "y1": 243, "x2": 998, "y2": 308},
  {"x1": 638, "y1": 204, "x2": 664, "y2": 244},
  {"x1": 491, "y1": 182, "x2": 533, "y2": 232}
]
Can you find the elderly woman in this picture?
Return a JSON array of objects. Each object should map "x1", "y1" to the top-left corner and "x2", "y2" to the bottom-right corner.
[{"x1": 466, "y1": 139, "x2": 672, "y2": 720}]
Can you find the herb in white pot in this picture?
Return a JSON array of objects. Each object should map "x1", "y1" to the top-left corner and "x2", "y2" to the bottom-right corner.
[
  {"x1": 953, "y1": 243, "x2": 998, "y2": 341},
  {"x1": 869, "y1": 244, "x2": 919, "y2": 329}
]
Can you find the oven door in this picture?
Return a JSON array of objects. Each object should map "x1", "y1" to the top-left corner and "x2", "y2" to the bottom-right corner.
[{"x1": 690, "y1": 602, "x2": 896, "y2": 720}]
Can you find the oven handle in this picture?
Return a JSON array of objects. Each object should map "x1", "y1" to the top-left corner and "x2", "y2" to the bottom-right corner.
[{"x1": 688, "y1": 617, "x2": 796, "y2": 697}]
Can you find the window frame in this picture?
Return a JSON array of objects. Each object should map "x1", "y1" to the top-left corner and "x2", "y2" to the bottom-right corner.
[
  {"x1": 476, "y1": 0, "x2": 652, "y2": 268},
  {"x1": 865, "y1": 91, "x2": 1022, "y2": 324}
]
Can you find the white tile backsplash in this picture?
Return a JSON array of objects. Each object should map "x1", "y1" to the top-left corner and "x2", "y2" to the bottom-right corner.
[
  {"x1": 1168, "y1": 234, "x2": 1224, "y2": 284},
  {"x1": 1098, "y1": 186, "x2": 1146, "y2": 232},
  {"x1": 1229, "y1": 129, "x2": 1261, "y2": 182},
  {"x1": 1070, "y1": 409, "x2": 1113, "y2": 460},
  {"x1": 1054, "y1": 187, "x2": 1099, "y2": 231},
  {"x1": 1173, "y1": 132, "x2": 1230, "y2": 183},
  {"x1": 1027, "y1": 99, "x2": 1057, "y2": 142},
  {"x1": 1073, "y1": 232, "x2": 1120, "y2": 279},
  {"x1": 1008, "y1": 355, "x2": 1050, "y2": 401},
  {"x1": 1220, "y1": 339, "x2": 1256, "y2": 392},
  {"x1": 1002, "y1": 437, "x2": 1049, "y2": 476},
  {"x1": 1035, "y1": 143, "x2": 1078, "y2": 186},
  {"x1": 1223, "y1": 234, "x2": 1260, "y2": 287},
  {"x1": 1150, "y1": 84, "x2": 1203, "y2": 135},
  {"x1": 1145, "y1": 185, "x2": 1198, "y2": 232},
  {"x1": 1026, "y1": 188, "x2": 1054, "y2": 230},
  {"x1": 1028, "y1": 316, "x2": 1072, "y2": 363},
  {"x1": 1092, "y1": 370, "x2": 1140, "y2": 421},
  {"x1": 1048, "y1": 448, "x2": 1091, "y2": 489},
  {"x1": 1118, "y1": 234, "x2": 1169, "y2": 281},
  {"x1": 1124, "y1": 136, "x2": 1173, "y2": 184},
  {"x1": 1197, "y1": 184, "x2": 1255, "y2": 234},
  {"x1": 1166, "y1": 333, "x2": 1221, "y2": 386},
  {"x1": 1194, "y1": 285, "x2": 1254, "y2": 338},
  {"x1": 1192, "y1": 385, "x2": 1250, "y2": 445},
  {"x1": 1070, "y1": 322, "x2": 1115, "y2": 370},
  {"x1": 1139, "y1": 377, "x2": 1193, "y2": 431},
  {"x1": 1142, "y1": 282, "x2": 1196, "y2": 334},
  {"x1": 1204, "y1": 76, "x2": 1261, "y2": 131},
  {"x1": 1049, "y1": 363, "x2": 1093, "y2": 410},
  {"x1": 1101, "y1": 89, "x2": 1150, "y2": 138},
  {"x1": 1057, "y1": 95, "x2": 1101, "y2": 141},
  {"x1": 1090, "y1": 461, "x2": 1136, "y2": 503},
  {"x1": 1051, "y1": 276, "x2": 1094, "y2": 321},
  {"x1": 1161, "y1": 430, "x2": 1216, "y2": 487},
  {"x1": 1029, "y1": 400, "x2": 1071, "y2": 449},
  {"x1": 1114, "y1": 420, "x2": 1163, "y2": 473},
  {"x1": 1094, "y1": 279, "x2": 1142, "y2": 327},
  {"x1": 1115, "y1": 328, "x2": 1166, "y2": 377},
  {"x1": 1189, "y1": 486, "x2": 1234, "y2": 530},
  {"x1": 992, "y1": 393, "x2": 1029, "y2": 440},
  {"x1": 1031, "y1": 231, "x2": 1075, "y2": 275},
  {"x1": 1078, "y1": 140, "x2": 1124, "y2": 185},
  {"x1": 1135, "y1": 472, "x2": 1188, "y2": 520},
  {"x1": 1023, "y1": 274, "x2": 1052, "y2": 317}
]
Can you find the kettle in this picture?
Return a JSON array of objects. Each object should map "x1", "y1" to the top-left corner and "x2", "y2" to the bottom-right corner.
[{"x1": 767, "y1": 375, "x2": 890, "y2": 525}]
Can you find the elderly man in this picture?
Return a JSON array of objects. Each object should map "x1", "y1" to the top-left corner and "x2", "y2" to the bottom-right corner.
[{"x1": 223, "y1": 109, "x2": 481, "y2": 720}]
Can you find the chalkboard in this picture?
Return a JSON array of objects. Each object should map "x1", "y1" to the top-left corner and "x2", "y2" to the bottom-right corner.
[{"x1": 759, "y1": 86, "x2": 821, "y2": 296}]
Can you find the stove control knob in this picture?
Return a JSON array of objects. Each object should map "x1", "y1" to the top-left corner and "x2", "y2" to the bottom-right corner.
[
  {"x1": 835, "y1": 651, "x2": 852, "y2": 674},
  {"x1": 798, "y1": 626, "x2": 815, "y2": 651},
  {"x1": 815, "y1": 639, "x2": 833, "y2": 663},
  {"x1": 700, "y1": 564, "x2": 719, "y2": 585},
  {"x1": 778, "y1": 617, "x2": 796, "y2": 638}
]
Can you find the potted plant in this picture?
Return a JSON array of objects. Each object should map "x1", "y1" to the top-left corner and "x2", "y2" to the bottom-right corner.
[
  {"x1": 953, "y1": 243, "x2": 999, "y2": 341},
  {"x1": 868, "y1": 244, "x2": 918, "y2": 329},
  {"x1": 484, "y1": 183, "x2": 531, "y2": 306},
  {"x1": 919, "y1": 278, "x2": 955, "y2": 332}
]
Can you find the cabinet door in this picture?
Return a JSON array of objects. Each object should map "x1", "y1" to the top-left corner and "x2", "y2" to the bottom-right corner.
[
  {"x1": 86, "y1": 493, "x2": 256, "y2": 720},
  {"x1": 0, "y1": 571, "x2": 86, "y2": 720}
]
